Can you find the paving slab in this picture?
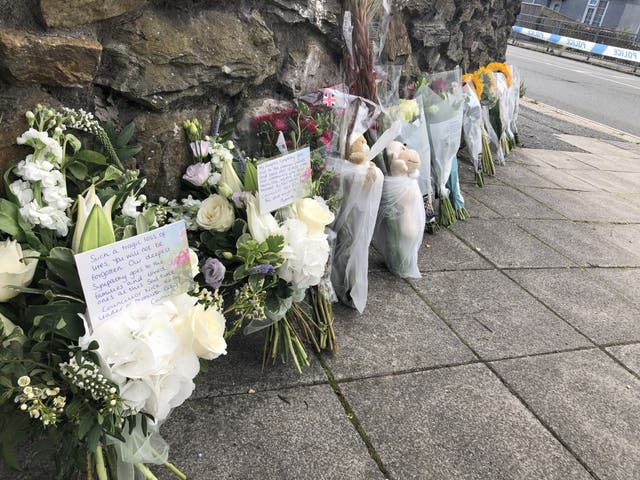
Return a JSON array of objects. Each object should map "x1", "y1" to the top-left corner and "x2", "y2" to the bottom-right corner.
[
  {"x1": 419, "y1": 228, "x2": 492, "y2": 272},
  {"x1": 520, "y1": 187, "x2": 640, "y2": 222},
  {"x1": 557, "y1": 135, "x2": 640, "y2": 168},
  {"x1": 411, "y1": 270, "x2": 592, "y2": 359},
  {"x1": 537, "y1": 151, "x2": 596, "y2": 171},
  {"x1": 450, "y1": 219, "x2": 574, "y2": 268},
  {"x1": 323, "y1": 272, "x2": 475, "y2": 380},
  {"x1": 459, "y1": 191, "x2": 503, "y2": 219},
  {"x1": 465, "y1": 184, "x2": 563, "y2": 220},
  {"x1": 524, "y1": 165, "x2": 600, "y2": 191},
  {"x1": 340, "y1": 364, "x2": 592, "y2": 480},
  {"x1": 591, "y1": 267, "x2": 640, "y2": 304},
  {"x1": 491, "y1": 350, "x2": 640, "y2": 480},
  {"x1": 591, "y1": 223, "x2": 640, "y2": 257},
  {"x1": 564, "y1": 169, "x2": 640, "y2": 193},
  {"x1": 516, "y1": 219, "x2": 640, "y2": 267},
  {"x1": 509, "y1": 148, "x2": 551, "y2": 167},
  {"x1": 507, "y1": 268, "x2": 640, "y2": 345},
  {"x1": 606, "y1": 343, "x2": 640, "y2": 376},
  {"x1": 159, "y1": 384, "x2": 384, "y2": 480},
  {"x1": 191, "y1": 328, "x2": 327, "y2": 399},
  {"x1": 494, "y1": 163, "x2": 559, "y2": 188}
]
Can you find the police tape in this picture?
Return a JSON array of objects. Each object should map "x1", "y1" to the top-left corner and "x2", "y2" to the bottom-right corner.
[{"x1": 512, "y1": 25, "x2": 639, "y2": 64}]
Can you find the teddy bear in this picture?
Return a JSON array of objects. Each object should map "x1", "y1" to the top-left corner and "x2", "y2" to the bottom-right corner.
[
  {"x1": 386, "y1": 141, "x2": 421, "y2": 177},
  {"x1": 348, "y1": 134, "x2": 380, "y2": 185}
]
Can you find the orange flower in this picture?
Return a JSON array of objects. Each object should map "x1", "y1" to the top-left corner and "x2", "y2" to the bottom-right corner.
[
  {"x1": 486, "y1": 62, "x2": 512, "y2": 87},
  {"x1": 462, "y1": 73, "x2": 480, "y2": 97}
]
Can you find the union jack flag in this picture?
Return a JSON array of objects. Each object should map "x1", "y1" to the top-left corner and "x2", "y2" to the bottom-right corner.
[{"x1": 322, "y1": 89, "x2": 337, "y2": 108}]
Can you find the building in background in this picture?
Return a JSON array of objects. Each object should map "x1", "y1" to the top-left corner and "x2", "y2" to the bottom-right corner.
[{"x1": 526, "y1": 0, "x2": 640, "y2": 32}]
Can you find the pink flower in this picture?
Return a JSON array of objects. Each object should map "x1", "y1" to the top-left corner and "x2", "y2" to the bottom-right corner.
[
  {"x1": 170, "y1": 248, "x2": 192, "y2": 273},
  {"x1": 319, "y1": 131, "x2": 333, "y2": 149},
  {"x1": 272, "y1": 115, "x2": 288, "y2": 132},
  {"x1": 183, "y1": 162, "x2": 211, "y2": 187}
]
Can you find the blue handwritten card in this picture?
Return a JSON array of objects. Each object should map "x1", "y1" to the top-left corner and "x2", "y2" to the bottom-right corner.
[
  {"x1": 75, "y1": 221, "x2": 192, "y2": 325},
  {"x1": 257, "y1": 147, "x2": 312, "y2": 214}
]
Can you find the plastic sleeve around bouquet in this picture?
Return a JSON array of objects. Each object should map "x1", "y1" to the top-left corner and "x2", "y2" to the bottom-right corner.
[
  {"x1": 462, "y1": 83, "x2": 483, "y2": 172},
  {"x1": 495, "y1": 73, "x2": 514, "y2": 142},
  {"x1": 108, "y1": 420, "x2": 169, "y2": 480},
  {"x1": 482, "y1": 106, "x2": 505, "y2": 165},
  {"x1": 373, "y1": 175, "x2": 425, "y2": 278},
  {"x1": 508, "y1": 65, "x2": 521, "y2": 138},
  {"x1": 327, "y1": 156, "x2": 383, "y2": 313},
  {"x1": 418, "y1": 68, "x2": 464, "y2": 197}
]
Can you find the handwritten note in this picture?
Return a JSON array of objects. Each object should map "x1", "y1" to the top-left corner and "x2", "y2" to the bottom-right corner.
[
  {"x1": 257, "y1": 147, "x2": 312, "y2": 214},
  {"x1": 75, "y1": 221, "x2": 192, "y2": 325}
]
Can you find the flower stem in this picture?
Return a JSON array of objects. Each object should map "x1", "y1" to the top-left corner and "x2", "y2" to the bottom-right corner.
[
  {"x1": 135, "y1": 463, "x2": 159, "y2": 480},
  {"x1": 163, "y1": 461, "x2": 187, "y2": 480},
  {"x1": 94, "y1": 445, "x2": 108, "y2": 480}
]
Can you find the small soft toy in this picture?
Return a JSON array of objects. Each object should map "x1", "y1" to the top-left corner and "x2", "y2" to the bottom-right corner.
[
  {"x1": 348, "y1": 135, "x2": 370, "y2": 165},
  {"x1": 386, "y1": 141, "x2": 420, "y2": 177}
]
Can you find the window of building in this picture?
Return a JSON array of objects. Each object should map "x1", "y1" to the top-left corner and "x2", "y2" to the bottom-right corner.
[{"x1": 582, "y1": 0, "x2": 610, "y2": 26}]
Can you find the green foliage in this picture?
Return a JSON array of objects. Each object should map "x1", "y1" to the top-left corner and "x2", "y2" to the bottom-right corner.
[{"x1": 101, "y1": 121, "x2": 142, "y2": 163}]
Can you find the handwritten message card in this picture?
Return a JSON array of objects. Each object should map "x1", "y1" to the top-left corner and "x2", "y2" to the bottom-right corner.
[
  {"x1": 75, "y1": 221, "x2": 192, "y2": 325},
  {"x1": 257, "y1": 147, "x2": 312, "y2": 214}
]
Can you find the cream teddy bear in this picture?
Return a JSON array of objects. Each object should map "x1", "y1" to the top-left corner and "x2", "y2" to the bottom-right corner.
[{"x1": 386, "y1": 141, "x2": 421, "y2": 177}]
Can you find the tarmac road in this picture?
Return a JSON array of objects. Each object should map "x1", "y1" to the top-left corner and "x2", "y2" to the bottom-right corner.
[{"x1": 506, "y1": 45, "x2": 640, "y2": 137}]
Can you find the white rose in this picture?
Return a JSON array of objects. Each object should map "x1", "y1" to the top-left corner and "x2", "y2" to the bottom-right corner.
[
  {"x1": 187, "y1": 304, "x2": 227, "y2": 360},
  {"x1": 196, "y1": 194, "x2": 235, "y2": 232},
  {"x1": 294, "y1": 198, "x2": 335, "y2": 236},
  {"x1": 188, "y1": 249, "x2": 199, "y2": 278},
  {"x1": 0, "y1": 240, "x2": 40, "y2": 302}
]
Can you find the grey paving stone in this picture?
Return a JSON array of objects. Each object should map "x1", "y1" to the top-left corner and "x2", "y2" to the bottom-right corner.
[
  {"x1": 565, "y1": 169, "x2": 640, "y2": 193},
  {"x1": 520, "y1": 187, "x2": 640, "y2": 222},
  {"x1": 419, "y1": 228, "x2": 492, "y2": 272},
  {"x1": 557, "y1": 136, "x2": 640, "y2": 171},
  {"x1": 192, "y1": 328, "x2": 328, "y2": 399},
  {"x1": 411, "y1": 270, "x2": 592, "y2": 359},
  {"x1": 591, "y1": 267, "x2": 640, "y2": 305},
  {"x1": 524, "y1": 165, "x2": 600, "y2": 191},
  {"x1": 159, "y1": 384, "x2": 384, "y2": 480},
  {"x1": 460, "y1": 191, "x2": 503, "y2": 219},
  {"x1": 509, "y1": 148, "x2": 551, "y2": 167},
  {"x1": 491, "y1": 350, "x2": 640, "y2": 480},
  {"x1": 495, "y1": 163, "x2": 559, "y2": 188},
  {"x1": 606, "y1": 343, "x2": 640, "y2": 376},
  {"x1": 591, "y1": 224, "x2": 640, "y2": 259},
  {"x1": 465, "y1": 185, "x2": 563, "y2": 220},
  {"x1": 516, "y1": 219, "x2": 640, "y2": 267},
  {"x1": 323, "y1": 272, "x2": 475, "y2": 380},
  {"x1": 450, "y1": 219, "x2": 574, "y2": 268},
  {"x1": 507, "y1": 268, "x2": 640, "y2": 345},
  {"x1": 340, "y1": 364, "x2": 592, "y2": 480}
]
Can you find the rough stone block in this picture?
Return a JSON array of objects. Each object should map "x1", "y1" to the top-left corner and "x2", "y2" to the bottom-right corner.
[{"x1": 40, "y1": 0, "x2": 146, "y2": 28}]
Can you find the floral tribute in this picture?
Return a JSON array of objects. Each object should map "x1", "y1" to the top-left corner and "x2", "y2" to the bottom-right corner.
[{"x1": 0, "y1": 4, "x2": 523, "y2": 476}]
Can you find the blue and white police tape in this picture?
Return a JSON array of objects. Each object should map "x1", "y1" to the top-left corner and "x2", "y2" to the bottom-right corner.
[{"x1": 512, "y1": 25, "x2": 639, "y2": 64}]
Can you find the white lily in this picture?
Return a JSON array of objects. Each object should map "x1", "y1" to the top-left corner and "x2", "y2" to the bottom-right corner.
[
  {"x1": 72, "y1": 185, "x2": 116, "y2": 253},
  {"x1": 246, "y1": 195, "x2": 280, "y2": 243},
  {"x1": 219, "y1": 158, "x2": 243, "y2": 194}
]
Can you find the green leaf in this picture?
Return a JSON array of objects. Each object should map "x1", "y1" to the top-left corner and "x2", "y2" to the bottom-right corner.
[
  {"x1": 86, "y1": 425, "x2": 102, "y2": 452},
  {"x1": 102, "y1": 165, "x2": 123, "y2": 182},
  {"x1": 117, "y1": 121, "x2": 136, "y2": 147},
  {"x1": 78, "y1": 413, "x2": 94, "y2": 439},
  {"x1": 233, "y1": 265, "x2": 249, "y2": 281},
  {"x1": 265, "y1": 234, "x2": 285, "y2": 253},
  {"x1": 244, "y1": 161, "x2": 259, "y2": 193},
  {"x1": 0, "y1": 199, "x2": 24, "y2": 241},
  {"x1": 122, "y1": 225, "x2": 136, "y2": 239},
  {"x1": 135, "y1": 214, "x2": 148, "y2": 234},
  {"x1": 3, "y1": 166, "x2": 19, "y2": 205},
  {"x1": 67, "y1": 161, "x2": 88, "y2": 180},
  {"x1": 74, "y1": 150, "x2": 108, "y2": 166},
  {"x1": 46, "y1": 247, "x2": 83, "y2": 293}
]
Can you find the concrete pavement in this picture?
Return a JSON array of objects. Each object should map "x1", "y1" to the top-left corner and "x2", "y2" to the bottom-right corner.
[{"x1": 154, "y1": 103, "x2": 640, "y2": 479}]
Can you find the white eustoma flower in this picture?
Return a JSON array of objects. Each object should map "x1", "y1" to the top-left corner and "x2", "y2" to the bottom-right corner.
[{"x1": 122, "y1": 195, "x2": 142, "y2": 218}]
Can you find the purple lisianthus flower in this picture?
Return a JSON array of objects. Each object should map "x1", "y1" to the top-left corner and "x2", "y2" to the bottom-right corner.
[
  {"x1": 190, "y1": 140, "x2": 210, "y2": 159},
  {"x1": 248, "y1": 264, "x2": 276, "y2": 276},
  {"x1": 202, "y1": 257, "x2": 226, "y2": 289},
  {"x1": 231, "y1": 191, "x2": 251, "y2": 209},
  {"x1": 183, "y1": 162, "x2": 211, "y2": 187}
]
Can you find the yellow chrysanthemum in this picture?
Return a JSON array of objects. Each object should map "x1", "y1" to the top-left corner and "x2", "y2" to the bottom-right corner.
[{"x1": 486, "y1": 62, "x2": 512, "y2": 87}]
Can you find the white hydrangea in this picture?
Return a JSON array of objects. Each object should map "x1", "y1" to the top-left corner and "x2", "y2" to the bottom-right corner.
[{"x1": 278, "y1": 218, "x2": 330, "y2": 290}]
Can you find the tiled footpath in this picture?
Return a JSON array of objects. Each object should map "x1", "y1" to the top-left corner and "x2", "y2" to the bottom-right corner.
[{"x1": 9, "y1": 105, "x2": 640, "y2": 480}]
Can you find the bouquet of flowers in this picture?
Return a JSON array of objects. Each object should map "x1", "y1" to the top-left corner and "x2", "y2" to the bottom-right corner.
[
  {"x1": 486, "y1": 62, "x2": 515, "y2": 155},
  {"x1": 507, "y1": 64, "x2": 522, "y2": 145},
  {"x1": 0, "y1": 105, "x2": 223, "y2": 479},
  {"x1": 176, "y1": 113, "x2": 338, "y2": 371},
  {"x1": 473, "y1": 67, "x2": 505, "y2": 167},
  {"x1": 461, "y1": 74, "x2": 487, "y2": 186},
  {"x1": 419, "y1": 67, "x2": 468, "y2": 226}
]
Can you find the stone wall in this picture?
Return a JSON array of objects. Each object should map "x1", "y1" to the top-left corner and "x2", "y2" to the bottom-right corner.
[{"x1": 0, "y1": 0, "x2": 521, "y2": 199}]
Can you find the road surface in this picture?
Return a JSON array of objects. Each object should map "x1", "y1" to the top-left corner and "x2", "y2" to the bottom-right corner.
[{"x1": 506, "y1": 45, "x2": 640, "y2": 136}]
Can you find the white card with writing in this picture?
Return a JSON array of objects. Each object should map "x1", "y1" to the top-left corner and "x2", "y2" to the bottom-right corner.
[
  {"x1": 75, "y1": 221, "x2": 192, "y2": 325},
  {"x1": 257, "y1": 147, "x2": 312, "y2": 214}
]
